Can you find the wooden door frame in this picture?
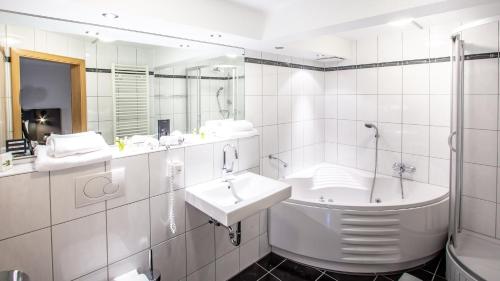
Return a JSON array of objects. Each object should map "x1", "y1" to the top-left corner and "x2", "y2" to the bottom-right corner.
[{"x1": 10, "y1": 48, "x2": 87, "y2": 138}]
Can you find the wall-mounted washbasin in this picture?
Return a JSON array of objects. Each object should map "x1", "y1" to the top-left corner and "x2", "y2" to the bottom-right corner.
[{"x1": 185, "y1": 172, "x2": 291, "y2": 226}]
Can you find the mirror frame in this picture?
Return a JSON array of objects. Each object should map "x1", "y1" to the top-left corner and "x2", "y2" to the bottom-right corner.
[{"x1": 10, "y1": 48, "x2": 87, "y2": 138}]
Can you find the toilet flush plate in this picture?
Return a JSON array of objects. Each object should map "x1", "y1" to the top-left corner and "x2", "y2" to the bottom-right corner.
[{"x1": 75, "y1": 168, "x2": 125, "y2": 208}]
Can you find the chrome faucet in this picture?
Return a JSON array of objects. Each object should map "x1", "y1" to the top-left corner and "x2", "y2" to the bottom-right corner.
[
  {"x1": 222, "y1": 144, "x2": 238, "y2": 175},
  {"x1": 392, "y1": 162, "x2": 416, "y2": 176}
]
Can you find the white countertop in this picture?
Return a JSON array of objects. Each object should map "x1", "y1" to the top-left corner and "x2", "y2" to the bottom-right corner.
[{"x1": 0, "y1": 132, "x2": 258, "y2": 178}]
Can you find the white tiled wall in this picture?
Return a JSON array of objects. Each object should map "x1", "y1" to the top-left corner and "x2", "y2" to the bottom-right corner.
[
  {"x1": 244, "y1": 53, "x2": 325, "y2": 179},
  {"x1": 0, "y1": 135, "x2": 266, "y2": 281},
  {"x1": 323, "y1": 26, "x2": 452, "y2": 188}
]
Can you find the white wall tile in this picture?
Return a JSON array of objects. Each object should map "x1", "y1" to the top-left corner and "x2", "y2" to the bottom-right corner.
[
  {"x1": 244, "y1": 96, "x2": 262, "y2": 127},
  {"x1": 185, "y1": 143, "x2": 214, "y2": 186},
  {"x1": 338, "y1": 144, "x2": 356, "y2": 167},
  {"x1": 402, "y1": 95, "x2": 429, "y2": 125},
  {"x1": 429, "y1": 157, "x2": 449, "y2": 187},
  {"x1": 151, "y1": 190, "x2": 186, "y2": 246},
  {"x1": 429, "y1": 126, "x2": 450, "y2": 159},
  {"x1": 464, "y1": 59, "x2": 498, "y2": 95},
  {"x1": 277, "y1": 95, "x2": 291, "y2": 124},
  {"x1": 186, "y1": 223, "x2": 215, "y2": 274},
  {"x1": 187, "y1": 262, "x2": 215, "y2": 281},
  {"x1": 278, "y1": 123, "x2": 292, "y2": 152},
  {"x1": 240, "y1": 237, "x2": 260, "y2": 270},
  {"x1": 262, "y1": 96, "x2": 278, "y2": 125},
  {"x1": 96, "y1": 42, "x2": 117, "y2": 69},
  {"x1": 0, "y1": 229, "x2": 52, "y2": 281},
  {"x1": 378, "y1": 95, "x2": 402, "y2": 123},
  {"x1": 238, "y1": 136, "x2": 260, "y2": 170},
  {"x1": 464, "y1": 129, "x2": 497, "y2": 166},
  {"x1": 107, "y1": 154, "x2": 150, "y2": 209},
  {"x1": 430, "y1": 95, "x2": 450, "y2": 126},
  {"x1": 52, "y1": 213, "x2": 107, "y2": 281},
  {"x1": 402, "y1": 124, "x2": 429, "y2": 156},
  {"x1": 463, "y1": 163, "x2": 497, "y2": 201},
  {"x1": 277, "y1": 66, "x2": 291, "y2": 95},
  {"x1": 107, "y1": 199, "x2": 150, "y2": 263},
  {"x1": 357, "y1": 69, "x2": 378, "y2": 96},
  {"x1": 430, "y1": 62, "x2": 451, "y2": 94},
  {"x1": 338, "y1": 95, "x2": 356, "y2": 120},
  {"x1": 403, "y1": 64, "x2": 429, "y2": 95},
  {"x1": 464, "y1": 95, "x2": 498, "y2": 130},
  {"x1": 108, "y1": 250, "x2": 148, "y2": 280},
  {"x1": 379, "y1": 123, "x2": 402, "y2": 152},
  {"x1": 357, "y1": 121, "x2": 376, "y2": 149},
  {"x1": 338, "y1": 70, "x2": 356, "y2": 94},
  {"x1": 262, "y1": 65, "x2": 278, "y2": 95},
  {"x1": 462, "y1": 196, "x2": 496, "y2": 236},
  {"x1": 50, "y1": 163, "x2": 106, "y2": 224},
  {"x1": 153, "y1": 234, "x2": 187, "y2": 281},
  {"x1": 324, "y1": 96, "x2": 338, "y2": 119},
  {"x1": 356, "y1": 95, "x2": 377, "y2": 121},
  {"x1": 357, "y1": 147, "x2": 375, "y2": 171},
  {"x1": 74, "y1": 268, "x2": 107, "y2": 281},
  {"x1": 215, "y1": 248, "x2": 239, "y2": 281},
  {"x1": 245, "y1": 63, "x2": 262, "y2": 95},
  {"x1": 0, "y1": 172, "x2": 50, "y2": 240},
  {"x1": 378, "y1": 66, "x2": 402, "y2": 94},
  {"x1": 325, "y1": 71, "x2": 338, "y2": 95},
  {"x1": 338, "y1": 120, "x2": 356, "y2": 145}
]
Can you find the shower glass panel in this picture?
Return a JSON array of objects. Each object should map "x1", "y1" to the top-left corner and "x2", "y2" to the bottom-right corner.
[
  {"x1": 186, "y1": 62, "x2": 244, "y2": 132},
  {"x1": 447, "y1": 17, "x2": 500, "y2": 281}
]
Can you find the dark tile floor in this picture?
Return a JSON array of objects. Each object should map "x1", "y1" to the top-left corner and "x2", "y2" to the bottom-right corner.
[{"x1": 230, "y1": 251, "x2": 447, "y2": 281}]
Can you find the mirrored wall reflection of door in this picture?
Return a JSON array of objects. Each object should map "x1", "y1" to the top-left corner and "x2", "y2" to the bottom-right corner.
[{"x1": 10, "y1": 48, "x2": 87, "y2": 142}]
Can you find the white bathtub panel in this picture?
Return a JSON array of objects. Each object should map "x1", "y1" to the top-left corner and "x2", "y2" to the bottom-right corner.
[{"x1": 269, "y1": 197, "x2": 448, "y2": 273}]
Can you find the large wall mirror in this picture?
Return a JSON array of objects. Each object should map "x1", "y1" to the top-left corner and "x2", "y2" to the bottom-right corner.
[{"x1": 0, "y1": 10, "x2": 245, "y2": 156}]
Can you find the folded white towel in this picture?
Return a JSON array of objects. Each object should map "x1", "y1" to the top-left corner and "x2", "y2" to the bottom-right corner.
[
  {"x1": 230, "y1": 120, "x2": 254, "y2": 132},
  {"x1": 35, "y1": 145, "x2": 112, "y2": 172},
  {"x1": 46, "y1": 131, "x2": 109, "y2": 158}
]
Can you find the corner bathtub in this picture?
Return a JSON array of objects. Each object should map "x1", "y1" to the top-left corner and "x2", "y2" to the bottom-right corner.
[{"x1": 269, "y1": 163, "x2": 449, "y2": 273}]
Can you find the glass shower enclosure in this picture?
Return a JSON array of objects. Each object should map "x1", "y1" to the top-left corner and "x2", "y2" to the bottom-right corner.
[
  {"x1": 447, "y1": 17, "x2": 500, "y2": 281},
  {"x1": 186, "y1": 63, "x2": 244, "y2": 132}
]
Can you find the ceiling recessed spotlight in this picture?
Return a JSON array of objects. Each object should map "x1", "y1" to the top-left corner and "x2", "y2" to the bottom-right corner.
[
  {"x1": 179, "y1": 44, "x2": 184, "y2": 47},
  {"x1": 274, "y1": 46, "x2": 285, "y2": 50},
  {"x1": 210, "y1": 34, "x2": 222, "y2": 38},
  {"x1": 102, "y1": 13, "x2": 119, "y2": 19}
]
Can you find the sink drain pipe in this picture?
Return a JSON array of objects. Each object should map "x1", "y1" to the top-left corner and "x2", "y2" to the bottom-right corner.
[{"x1": 209, "y1": 218, "x2": 242, "y2": 246}]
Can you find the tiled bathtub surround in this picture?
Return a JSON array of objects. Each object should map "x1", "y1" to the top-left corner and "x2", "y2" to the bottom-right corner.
[
  {"x1": 0, "y1": 135, "x2": 269, "y2": 281},
  {"x1": 244, "y1": 52, "x2": 326, "y2": 179}
]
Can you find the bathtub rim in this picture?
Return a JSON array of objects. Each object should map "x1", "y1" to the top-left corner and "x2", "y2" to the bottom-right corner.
[{"x1": 284, "y1": 163, "x2": 449, "y2": 211}]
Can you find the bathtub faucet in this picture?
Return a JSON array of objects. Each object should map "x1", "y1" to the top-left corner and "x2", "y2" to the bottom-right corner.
[
  {"x1": 392, "y1": 162, "x2": 416, "y2": 176},
  {"x1": 392, "y1": 162, "x2": 416, "y2": 200}
]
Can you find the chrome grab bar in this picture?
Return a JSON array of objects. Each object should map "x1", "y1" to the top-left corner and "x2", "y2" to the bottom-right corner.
[
  {"x1": 448, "y1": 131, "x2": 457, "y2": 152},
  {"x1": 268, "y1": 154, "x2": 288, "y2": 168}
]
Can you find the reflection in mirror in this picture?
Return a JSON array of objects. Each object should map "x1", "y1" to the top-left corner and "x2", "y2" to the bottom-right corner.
[{"x1": 0, "y1": 10, "x2": 245, "y2": 155}]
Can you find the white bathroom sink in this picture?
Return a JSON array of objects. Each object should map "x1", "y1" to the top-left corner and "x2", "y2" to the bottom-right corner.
[{"x1": 185, "y1": 172, "x2": 291, "y2": 226}]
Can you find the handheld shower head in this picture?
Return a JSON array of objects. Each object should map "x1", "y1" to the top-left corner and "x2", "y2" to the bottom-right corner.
[{"x1": 364, "y1": 123, "x2": 379, "y2": 138}]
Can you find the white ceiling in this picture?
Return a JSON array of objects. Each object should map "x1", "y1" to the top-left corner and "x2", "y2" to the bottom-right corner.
[{"x1": 1, "y1": 0, "x2": 500, "y2": 60}]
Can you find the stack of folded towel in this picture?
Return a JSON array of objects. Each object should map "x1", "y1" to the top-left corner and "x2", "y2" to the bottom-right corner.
[
  {"x1": 35, "y1": 131, "x2": 112, "y2": 171},
  {"x1": 204, "y1": 119, "x2": 258, "y2": 138}
]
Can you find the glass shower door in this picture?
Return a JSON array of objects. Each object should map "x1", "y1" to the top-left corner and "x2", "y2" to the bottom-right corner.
[{"x1": 449, "y1": 34, "x2": 464, "y2": 248}]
